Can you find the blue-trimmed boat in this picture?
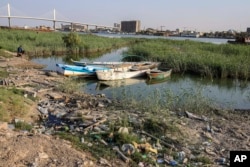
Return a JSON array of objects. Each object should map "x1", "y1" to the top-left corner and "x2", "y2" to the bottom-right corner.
[{"x1": 56, "y1": 64, "x2": 110, "y2": 76}]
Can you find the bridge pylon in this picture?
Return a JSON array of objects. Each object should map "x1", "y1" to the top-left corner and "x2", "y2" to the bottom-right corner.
[
  {"x1": 7, "y1": 3, "x2": 11, "y2": 28},
  {"x1": 53, "y1": 9, "x2": 56, "y2": 30}
]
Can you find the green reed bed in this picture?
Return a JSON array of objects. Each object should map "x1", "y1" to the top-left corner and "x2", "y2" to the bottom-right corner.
[
  {"x1": 0, "y1": 29, "x2": 135, "y2": 56},
  {"x1": 125, "y1": 39, "x2": 250, "y2": 80},
  {"x1": 110, "y1": 85, "x2": 214, "y2": 116}
]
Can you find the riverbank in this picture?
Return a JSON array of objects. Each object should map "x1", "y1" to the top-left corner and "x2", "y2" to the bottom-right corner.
[{"x1": 0, "y1": 55, "x2": 249, "y2": 167}]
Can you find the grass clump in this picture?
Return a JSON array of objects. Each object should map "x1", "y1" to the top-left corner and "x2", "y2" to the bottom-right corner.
[
  {"x1": 56, "y1": 132, "x2": 116, "y2": 162},
  {"x1": 0, "y1": 49, "x2": 13, "y2": 58},
  {"x1": 55, "y1": 78, "x2": 82, "y2": 94},
  {"x1": 142, "y1": 118, "x2": 180, "y2": 138},
  {"x1": 194, "y1": 156, "x2": 212, "y2": 164},
  {"x1": 130, "y1": 151, "x2": 156, "y2": 167},
  {"x1": 14, "y1": 121, "x2": 33, "y2": 131},
  {"x1": 113, "y1": 132, "x2": 140, "y2": 145},
  {"x1": 0, "y1": 87, "x2": 30, "y2": 122}
]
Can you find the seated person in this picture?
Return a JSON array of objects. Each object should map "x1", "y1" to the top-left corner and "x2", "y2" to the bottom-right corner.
[{"x1": 17, "y1": 45, "x2": 25, "y2": 57}]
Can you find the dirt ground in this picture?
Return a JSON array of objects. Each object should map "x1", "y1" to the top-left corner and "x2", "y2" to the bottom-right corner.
[
  {"x1": 0, "y1": 56, "x2": 121, "y2": 167},
  {"x1": 0, "y1": 55, "x2": 250, "y2": 167},
  {"x1": 0, "y1": 128, "x2": 98, "y2": 167}
]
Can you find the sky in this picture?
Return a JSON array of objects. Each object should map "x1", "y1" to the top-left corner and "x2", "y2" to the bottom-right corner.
[{"x1": 0, "y1": 0, "x2": 250, "y2": 32}]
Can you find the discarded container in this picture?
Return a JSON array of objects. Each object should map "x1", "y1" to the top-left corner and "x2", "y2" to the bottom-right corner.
[
  {"x1": 157, "y1": 157, "x2": 165, "y2": 164},
  {"x1": 69, "y1": 125, "x2": 74, "y2": 131},
  {"x1": 81, "y1": 137, "x2": 84, "y2": 143},
  {"x1": 37, "y1": 106, "x2": 48, "y2": 115},
  {"x1": 121, "y1": 144, "x2": 135, "y2": 155},
  {"x1": 169, "y1": 160, "x2": 178, "y2": 166},
  {"x1": 216, "y1": 158, "x2": 226, "y2": 164},
  {"x1": 138, "y1": 162, "x2": 145, "y2": 167},
  {"x1": 118, "y1": 127, "x2": 129, "y2": 134},
  {"x1": 107, "y1": 132, "x2": 114, "y2": 143},
  {"x1": 177, "y1": 151, "x2": 185, "y2": 163}
]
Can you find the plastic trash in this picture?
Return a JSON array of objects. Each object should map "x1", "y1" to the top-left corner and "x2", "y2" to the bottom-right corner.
[
  {"x1": 121, "y1": 144, "x2": 135, "y2": 155},
  {"x1": 169, "y1": 160, "x2": 178, "y2": 166},
  {"x1": 177, "y1": 151, "x2": 185, "y2": 163},
  {"x1": 216, "y1": 158, "x2": 226, "y2": 164},
  {"x1": 157, "y1": 157, "x2": 165, "y2": 164},
  {"x1": 37, "y1": 106, "x2": 48, "y2": 115}
]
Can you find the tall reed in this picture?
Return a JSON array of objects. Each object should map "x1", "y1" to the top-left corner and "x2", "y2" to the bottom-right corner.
[
  {"x1": 111, "y1": 85, "x2": 214, "y2": 115},
  {"x1": 125, "y1": 39, "x2": 250, "y2": 80},
  {"x1": 0, "y1": 29, "x2": 136, "y2": 57}
]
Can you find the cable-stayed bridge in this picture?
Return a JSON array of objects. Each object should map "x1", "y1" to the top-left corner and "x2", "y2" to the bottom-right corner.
[{"x1": 0, "y1": 3, "x2": 117, "y2": 31}]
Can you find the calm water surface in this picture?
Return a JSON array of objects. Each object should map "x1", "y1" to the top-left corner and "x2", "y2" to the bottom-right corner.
[{"x1": 31, "y1": 37, "x2": 250, "y2": 110}]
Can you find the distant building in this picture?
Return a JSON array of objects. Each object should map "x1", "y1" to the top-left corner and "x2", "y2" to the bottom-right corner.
[
  {"x1": 114, "y1": 23, "x2": 121, "y2": 31},
  {"x1": 176, "y1": 28, "x2": 182, "y2": 33},
  {"x1": 114, "y1": 23, "x2": 120, "y2": 28},
  {"x1": 180, "y1": 30, "x2": 200, "y2": 38},
  {"x1": 39, "y1": 25, "x2": 51, "y2": 31},
  {"x1": 121, "y1": 20, "x2": 141, "y2": 33},
  {"x1": 61, "y1": 24, "x2": 86, "y2": 32},
  {"x1": 247, "y1": 27, "x2": 250, "y2": 34}
]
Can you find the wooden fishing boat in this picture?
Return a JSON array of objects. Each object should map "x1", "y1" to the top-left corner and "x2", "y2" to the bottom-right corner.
[
  {"x1": 96, "y1": 68, "x2": 149, "y2": 81},
  {"x1": 71, "y1": 59, "x2": 138, "y2": 72},
  {"x1": 56, "y1": 63, "x2": 110, "y2": 76},
  {"x1": 130, "y1": 62, "x2": 160, "y2": 71},
  {"x1": 146, "y1": 68, "x2": 172, "y2": 80},
  {"x1": 71, "y1": 58, "x2": 138, "y2": 66},
  {"x1": 70, "y1": 59, "x2": 88, "y2": 66}
]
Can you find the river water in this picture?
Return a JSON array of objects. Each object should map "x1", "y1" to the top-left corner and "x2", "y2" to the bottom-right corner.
[{"x1": 31, "y1": 36, "x2": 250, "y2": 110}]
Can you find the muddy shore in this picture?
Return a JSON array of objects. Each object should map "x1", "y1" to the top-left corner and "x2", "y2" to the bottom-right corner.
[{"x1": 0, "y1": 55, "x2": 249, "y2": 167}]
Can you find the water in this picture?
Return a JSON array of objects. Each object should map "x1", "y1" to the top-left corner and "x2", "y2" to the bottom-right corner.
[
  {"x1": 33, "y1": 47, "x2": 126, "y2": 71},
  {"x1": 95, "y1": 33, "x2": 230, "y2": 44},
  {"x1": 31, "y1": 37, "x2": 250, "y2": 110},
  {"x1": 84, "y1": 74, "x2": 250, "y2": 110}
]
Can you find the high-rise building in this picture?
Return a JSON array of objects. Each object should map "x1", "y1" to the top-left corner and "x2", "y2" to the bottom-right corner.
[
  {"x1": 247, "y1": 27, "x2": 250, "y2": 34},
  {"x1": 121, "y1": 20, "x2": 141, "y2": 33}
]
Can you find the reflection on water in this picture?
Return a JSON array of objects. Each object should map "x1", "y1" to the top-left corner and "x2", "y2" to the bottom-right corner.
[
  {"x1": 83, "y1": 74, "x2": 250, "y2": 110},
  {"x1": 146, "y1": 77, "x2": 171, "y2": 85},
  {"x1": 96, "y1": 33, "x2": 231, "y2": 45},
  {"x1": 96, "y1": 77, "x2": 146, "y2": 91}
]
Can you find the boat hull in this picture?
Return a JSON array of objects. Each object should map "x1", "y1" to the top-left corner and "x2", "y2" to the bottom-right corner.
[
  {"x1": 56, "y1": 64, "x2": 109, "y2": 76},
  {"x1": 130, "y1": 62, "x2": 160, "y2": 71},
  {"x1": 96, "y1": 69, "x2": 149, "y2": 81},
  {"x1": 146, "y1": 69, "x2": 172, "y2": 80},
  {"x1": 71, "y1": 59, "x2": 139, "y2": 66}
]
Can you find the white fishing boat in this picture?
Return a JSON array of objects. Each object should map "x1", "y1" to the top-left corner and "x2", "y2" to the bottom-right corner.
[
  {"x1": 71, "y1": 59, "x2": 138, "y2": 72},
  {"x1": 71, "y1": 58, "x2": 138, "y2": 66},
  {"x1": 96, "y1": 68, "x2": 149, "y2": 81}
]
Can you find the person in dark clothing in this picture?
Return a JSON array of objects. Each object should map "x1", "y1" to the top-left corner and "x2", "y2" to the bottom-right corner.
[{"x1": 17, "y1": 45, "x2": 25, "y2": 57}]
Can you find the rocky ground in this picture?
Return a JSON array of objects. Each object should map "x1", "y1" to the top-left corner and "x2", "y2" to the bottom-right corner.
[{"x1": 0, "y1": 55, "x2": 249, "y2": 167}]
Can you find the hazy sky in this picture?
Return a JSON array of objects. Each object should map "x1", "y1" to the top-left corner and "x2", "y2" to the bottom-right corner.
[{"x1": 0, "y1": 0, "x2": 249, "y2": 32}]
